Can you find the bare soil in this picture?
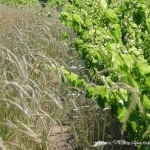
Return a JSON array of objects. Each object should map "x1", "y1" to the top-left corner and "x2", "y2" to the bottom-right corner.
[{"x1": 48, "y1": 124, "x2": 73, "y2": 150}]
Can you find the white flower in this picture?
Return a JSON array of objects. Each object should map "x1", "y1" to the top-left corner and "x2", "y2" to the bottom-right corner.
[
  {"x1": 119, "y1": 99, "x2": 124, "y2": 105},
  {"x1": 69, "y1": 66, "x2": 78, "y2": 69},
  {"x1": 92, "y1": 141, "x2": 107, "y2": 147},
  {"x1": 103, "y1": 107, "x2": 111, "y2": 111}
]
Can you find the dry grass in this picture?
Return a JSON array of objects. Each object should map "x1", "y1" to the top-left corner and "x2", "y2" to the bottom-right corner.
[{"x1": 0, "y1": 4, "x2": 72, "y2": 150}]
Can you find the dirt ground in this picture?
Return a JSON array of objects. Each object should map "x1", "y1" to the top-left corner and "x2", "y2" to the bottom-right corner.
[{"x1": 48, "y1": 124, "x2": 73, "y2": 150}]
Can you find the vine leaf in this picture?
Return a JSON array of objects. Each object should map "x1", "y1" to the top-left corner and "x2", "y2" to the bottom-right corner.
[
  {"x1": 137, "y1": 56, "x2": 150, "y2": 76},
  {"x1": 142, "y1": 94, "x2": 150, "y2": 110},
  {"x1": 100, "y1": 0, "x2": 107, "y2": 9},
  {"x1": 118, "y1": 106, "x2": 128, "y2": 123},
  {"x1": 72, "y1": 14, "x2": 83, "y2": 24}
]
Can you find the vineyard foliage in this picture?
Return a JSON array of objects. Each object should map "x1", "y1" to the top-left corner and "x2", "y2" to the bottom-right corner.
[{"x1": 60, "y1": 0, "x2": 150, "y2": 147}]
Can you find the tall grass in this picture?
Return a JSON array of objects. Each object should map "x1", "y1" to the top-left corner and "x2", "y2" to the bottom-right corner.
[{"x1": 0, "y1": 4, "x2": 72, "y2": 150}]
